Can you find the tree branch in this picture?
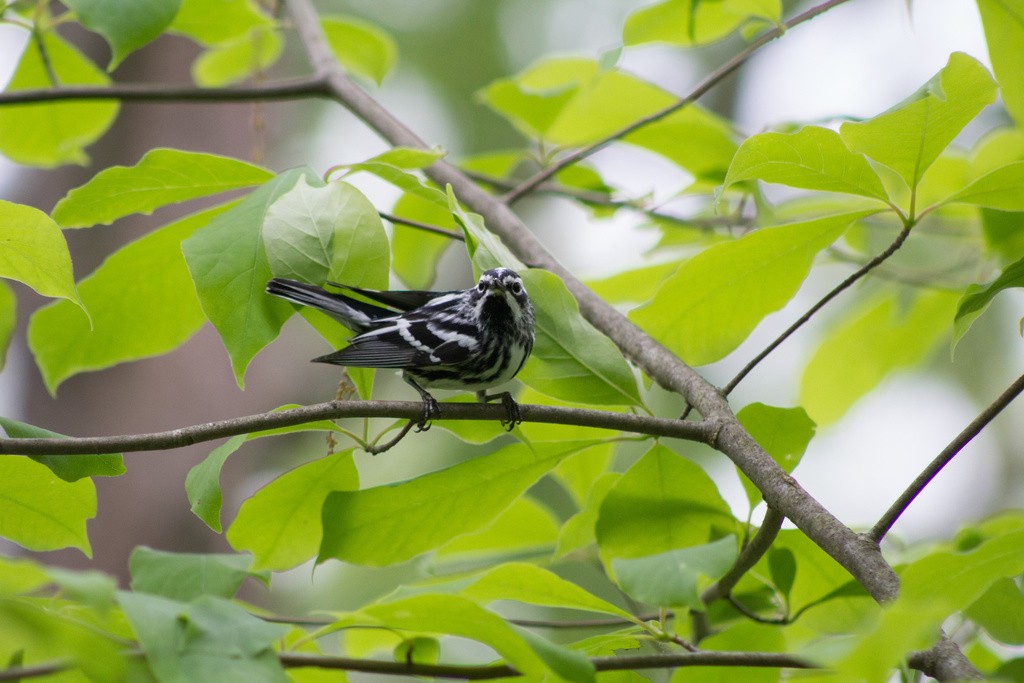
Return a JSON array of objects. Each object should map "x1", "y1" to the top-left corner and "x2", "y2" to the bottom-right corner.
[
  {"x1": 284, "y1": 0, "x2": 904, "y2": 609},
  {"x1": 0, "y1": 400, "x2": 713, "y2": 455},
  {"x1": 869, "y1": 370, "x2": 1024, "y2": 543},
  {"x1": 500, "y1": 0, "x2": 857, "y2": 204},
  {"x1": 277, "y1": 650, "x2": 816, "y2": 678},
  {"x1": 0, "y1": 77, "x2": 332, "y2": 104},
  {"x1": 702, "y1": 506, "x2": 785, "y2": 605}
]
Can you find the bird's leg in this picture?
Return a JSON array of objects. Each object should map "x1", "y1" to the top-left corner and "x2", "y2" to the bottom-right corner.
[
  {"x1": 476, "y1": 390, "x2": 522, "y2": 431},
  {"x1": 405, "y1": 376, "x2": 440, "y2": 431}
]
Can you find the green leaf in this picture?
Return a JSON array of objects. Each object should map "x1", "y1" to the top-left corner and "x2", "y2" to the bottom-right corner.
[
  {"x1": 800, "y1": 289, "x2": 959, "y2": 425},
  {"x1": 0, "y1": 556, "x2": 51, "y2": 596},
  {"x1": 977, "y1": 0, "x2": 1024, "y2": 128},
  {"x1": 227, "y1": 450, "x2": 358, "y2": 571},
  {"x1": 129, "y1": 547, "x2": 265, "y2": 602},
  {"x1": 390, "y1": 192, "x2": 457, "y2": 289},
  {"x1": 966, "y1": 577, "x2": 1024, "y2": 644},
  {"x1": 735, "y1": 403, "x2": 816, "y2": 508},
  {"x1": 0, "y1": 200, "x2": 84, "y2": 313},
  {"x1": 452, "y1": 186, "x2": 526, "y2": 273},
  {"x1": 182, "y1": 168, "x2": 317, "y2": 386},
  {"x1": 185, "y1": 435, "x2": 245, "y2": 532},
  {"x1": 556, "y1": 473, "x2": 619, "y2": 558},
  {"x1": 0, "y1": 33, "x2": 117, "y2": 168},
  {"x1": 624, "y1": 0, "x2": 780, "y2": 47},
  {"x1": 119, "y1": 592, "x2": 288, "y2": 683},
  {"x1": 952, "y1": 256, "x2": 1024, "y2": 352},
  {"x1": 612, "y1": 537, "x2": 738, "y2": 609},
  {"x1": 434, "y1": 495, "x2": 560, "y2": 561},
  {"x1": 29, "y1": 204, "x2": 221, "y2": 394},
  {"x1": 673, "y1": 622, "x2": 784, "y2": 683},
  {"x1": 192, "y1": 25, "x2": 283, "y2": 87},
  {"x1": 840, "y1": 52, "x2": 997, "y2": 189},
  {"x1": 630, "y1": 211, "x2": 874, "y2": 365},
  {"x1": 460, "y1": 562, "x2": 636, "y2": 620},
  {"x1": 45, "y1": 567, "x2": 117, "y2": 611},
  {"x1": 479, "y1": 58, "x2": 736, "y2": 180},
  {"x1": 596, "y1": 445, "x2": 737, "y2": 564},
  {"x1": 321, "y1": 15, "x2": 398, "y2": 86},
  {"x1": 63, "y1": 0, "x2": 182, "y2": 68},
  {"x1": 938, "y1": 161, "x2": 1024, "y2": 211},
  {"x1": 724, "y1": 126, "x2": 890, "y2": 201},
  {"x1": 52, "y1": 149, "x2": 273, "y2": 228},
  {"x1": 519, "y1": 270, "x2": 642, "y2": 406},
  {"x1": 169, "y1": 0, "x2": 272, "y2": 46},
  {"x1": 584, "y1": 261, "x2": 680, "y2": 305},
  {"x1": 319, "y1": 443, "x2": 575, "y2": 566},
  {"x1": 0, "y1": 456, "x2": 95, "y2": 555},
  {"x1": 359, "y1": 594, "x2": 594, "y2": 682},
  {"x1": 0, "y1": 416, "x2": 124, "y2": 482},
  {"x1": 0, "y1": 281, "x2": 15, "y2": 372},
  {"x1": 262, "y1": 178, "x2": 390, "y2": 287}
]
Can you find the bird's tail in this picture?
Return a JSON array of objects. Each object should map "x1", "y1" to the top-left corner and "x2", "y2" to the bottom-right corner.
[{"x1": 266, "y1": 278, "x2": 386, "y2": 331}]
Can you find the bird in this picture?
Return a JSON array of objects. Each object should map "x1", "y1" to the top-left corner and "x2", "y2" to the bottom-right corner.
[{"x1": 266, "y1": 267, "x2": 535, "y2": 431}]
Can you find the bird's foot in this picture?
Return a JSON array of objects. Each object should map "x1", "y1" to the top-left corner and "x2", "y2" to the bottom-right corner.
[
  {"x1": 477, "y1": 390, "x2": 522, "y2": 431},
  {"x1": 416, "y1": 393, "x2": 441, "y2": 432}
]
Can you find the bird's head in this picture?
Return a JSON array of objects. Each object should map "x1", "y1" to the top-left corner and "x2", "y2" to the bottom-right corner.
[{"x1": 475, "y1": 268, "x2": 532, "y2": 320}]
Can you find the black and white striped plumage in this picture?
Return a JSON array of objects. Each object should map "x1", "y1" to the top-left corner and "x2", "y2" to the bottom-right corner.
[{"x1": 266, "y1": 268, "x2": 534, "y2": 430}]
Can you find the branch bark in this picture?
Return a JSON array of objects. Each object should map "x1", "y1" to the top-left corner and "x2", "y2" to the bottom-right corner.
[
  {"x1": 285, "y1": 0, "x2": 902, "y2": 606},
  {"x1": 0, "y1": 400, "x2": 713, "y2": 455}
]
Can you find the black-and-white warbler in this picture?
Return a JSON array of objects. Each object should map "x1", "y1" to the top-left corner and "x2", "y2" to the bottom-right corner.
[{"x1": 266, "y1": 268, "x2": 535, "y2": 430}]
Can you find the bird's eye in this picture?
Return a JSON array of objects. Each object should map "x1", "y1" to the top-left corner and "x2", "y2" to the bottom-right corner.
[
  {"x1": 477, "y1": 281, "x2": 487, "y2": 292},
  {"x1": 510, "y1": 281, "x2": 523, "y2": 294}
]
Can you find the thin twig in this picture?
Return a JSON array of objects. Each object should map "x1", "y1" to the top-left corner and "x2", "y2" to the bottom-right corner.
[
  {"x1": 869, "y1": 371, "x2": 1024, "y2": 543},
  {"x1": 702, "y1": 506, "x2": 785, "y2": 604},
  {"x1": 466, "y1": 169, "x2": 753, "y2": 231},
  {"x1": 500, "y1": 0, "x2": 857, "y2": 204},
  {"x1": 363, "y1": 419, "x2": 416, "y2": 455},
  {"x1": 379, "y1": 211, "x2": 465, "y2": 240},
  {"x1": 721, "y1": 223, "x2": 912, "y2": 397},
  {"x1": 0, "y1": 400, "x2": 713, "y2": 455}
]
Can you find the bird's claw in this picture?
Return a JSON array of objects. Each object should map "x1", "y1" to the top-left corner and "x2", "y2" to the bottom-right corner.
[
  {"x1": 416, "y1": 394, "x2": 441, "y2": 432},
  {"x1": 499, "y1": 392, "x2": 522, "y2": 432}
]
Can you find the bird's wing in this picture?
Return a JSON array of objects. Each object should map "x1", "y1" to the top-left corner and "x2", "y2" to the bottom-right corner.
[
  {"x1": 267, "y1": 278, "x2": 394, "y2": 329},
  {"x1": 313, "y1": 338, "x2": 418, "y2": 368},
  {"x1": 326, "y1": 282, "x2": 458, "y2": 312}
]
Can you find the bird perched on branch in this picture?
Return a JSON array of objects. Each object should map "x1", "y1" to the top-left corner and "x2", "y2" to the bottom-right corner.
[{"x1": 266, "y1": 268, "x2": 535, "y2": 431}]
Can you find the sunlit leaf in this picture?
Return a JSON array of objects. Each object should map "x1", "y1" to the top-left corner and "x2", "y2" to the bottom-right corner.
[
  {"x1": 724, "y1": 126, "x2": 890, "y2": 201},
  {"x1": 192, "y1": 26, "x2": 283, "y2": 86},
  {"x1": 800, "y1": 289, "x2": 959, "y2": 425},
  {"x1": 0, "y1": 456, "x2": 95, "y2": 556},
  {"x1": 0, "y1": 33, "x2": 117, "y2": 167},
  {"x1": 182, "y1": 168, "x2": 317, "y2": 386},
  {"x1": 52, "y1": 149, "x2": 272, "y2": 228},
  {"x1": 977, "y1": 0, "x2": 1024, "y2": 128},
  {"x1": 624, "y1": 0, "x2": 780, "y2": 47},
  {"x1": 63, "y1": 0, "x2": 181, "y2": 68},
  {"x1": 228, "y1": 450, "x2": 358, "y2": 571},
  {"x1": 319, "y1": 443, "x2": 577, "y2": 566},
  {"x1": 735, "y1": 403, "x2": 816, "y2": 508},
  {"x1": 596, "y1": 445, "x2": 737, "y2": 565},
  {"x1": 840, "y1": 52, "x2": 997, "y2": 189},
  {"x1": 952, "y1": 256, "x2": 1024, "y2": 353},
  {"x1": 520, "y1": 270, "x2": 642, "y2": 406},
  {"x1": 630, "y1": 211, "x2": 875, "y2": 365},
  {"x1": 30, "y1": 204, "x2": 223, "y2": 394},
  {"x1": 169, "y1": 0, "x2": 272, "y2": 46},
  {"x1": 0, "y1": 201, "x2": 84, "y2": 318},
  {"x1": 321, "y1": 15, "x2": 398, "y2": 85}
]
